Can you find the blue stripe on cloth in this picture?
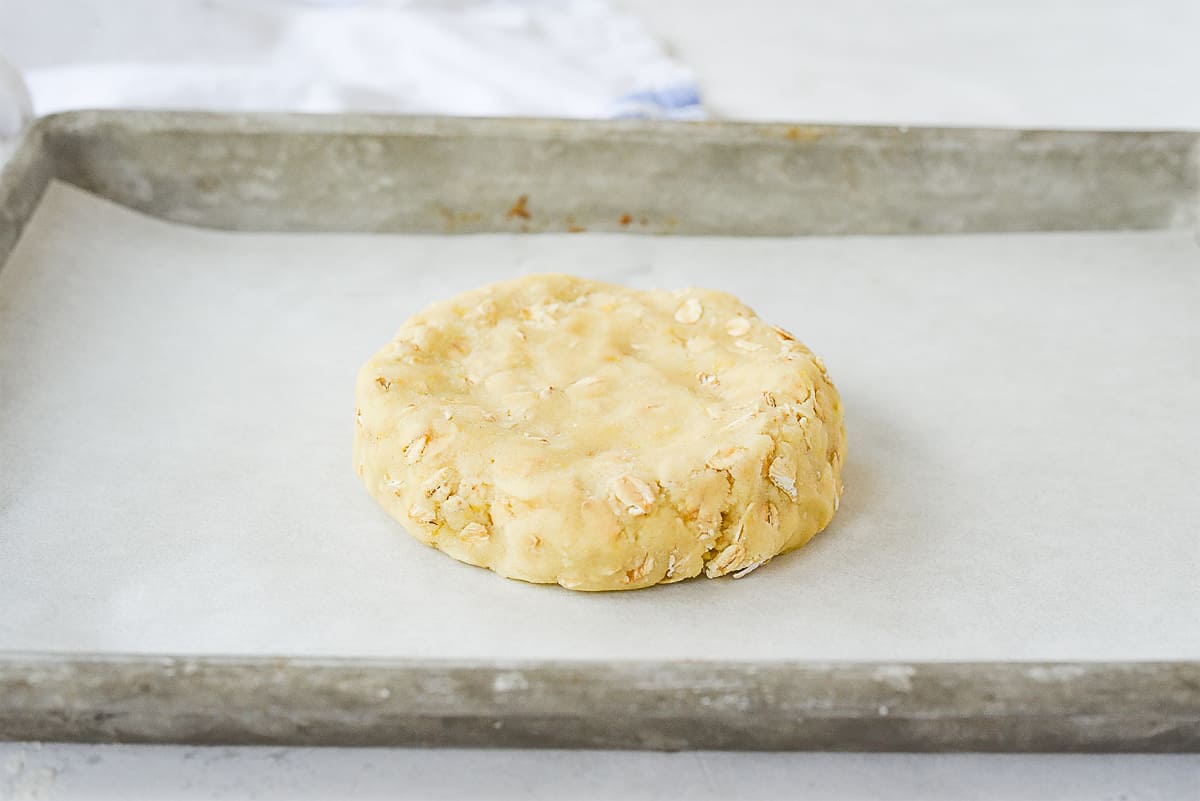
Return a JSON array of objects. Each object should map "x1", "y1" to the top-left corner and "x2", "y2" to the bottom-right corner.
[
  {"x1": 618, "y1": 84, "x2": 701, "y2": 109},
  {"x1": 611, "y1": 82, "x2": 704, "y2": 120}
]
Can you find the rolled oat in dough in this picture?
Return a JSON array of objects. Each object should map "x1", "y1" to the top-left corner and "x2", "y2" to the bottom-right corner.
[{"x1": 354, "y1": 274, "x2": 845, "y2": 591}]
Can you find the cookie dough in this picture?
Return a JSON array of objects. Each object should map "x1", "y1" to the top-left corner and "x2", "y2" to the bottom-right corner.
[{"x1": 354, "y1": 274, "x2": 845, "y2": 591}]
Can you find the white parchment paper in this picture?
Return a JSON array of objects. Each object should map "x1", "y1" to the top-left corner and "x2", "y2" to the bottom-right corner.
[{"x1": 1, "y1": 183, "x2": 1197, "y2": 661}]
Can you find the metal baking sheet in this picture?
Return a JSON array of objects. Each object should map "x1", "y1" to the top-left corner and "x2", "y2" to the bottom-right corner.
[{"x1": 0, "y1": 112, "x2": 1197, "y2": 752}]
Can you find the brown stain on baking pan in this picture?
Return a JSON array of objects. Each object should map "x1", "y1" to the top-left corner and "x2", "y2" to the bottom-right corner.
[
  {"x1": 438, "y1": 206, "x2": 483, "y2": 232},
  {"x1": 784, "y1": 126, "x2": 825, "y2": 142},
  {"x1": 506, "y1": 195, "x2": 531, "y2": 221}
]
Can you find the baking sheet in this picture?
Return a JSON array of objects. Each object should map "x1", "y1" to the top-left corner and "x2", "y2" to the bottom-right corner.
[{"x1": 1, "y1": 182, "x2": 1197, "y2": 662}]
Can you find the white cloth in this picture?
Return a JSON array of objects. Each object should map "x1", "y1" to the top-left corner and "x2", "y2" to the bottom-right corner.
[
  {"x1": 0, "y1": 54, "x2": 31, "y2": 150},
  {"x1": 2, "y1": 0, "x2": 701, "y2": 128}
]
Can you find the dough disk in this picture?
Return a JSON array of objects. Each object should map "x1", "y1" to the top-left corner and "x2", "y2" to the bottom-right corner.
[{"x1": 354, "y1": 274, "x2": 845, "y2": 591}]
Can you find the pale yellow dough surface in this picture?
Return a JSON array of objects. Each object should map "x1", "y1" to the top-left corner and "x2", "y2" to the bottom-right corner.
[{"x1": 354, "y1": 274, "x2": 845, "y2": 591}]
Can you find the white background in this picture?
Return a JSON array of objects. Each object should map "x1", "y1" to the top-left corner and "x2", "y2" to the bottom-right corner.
[{"x1": 2, "y1": 0, "x2": 1199, "y2": 798}]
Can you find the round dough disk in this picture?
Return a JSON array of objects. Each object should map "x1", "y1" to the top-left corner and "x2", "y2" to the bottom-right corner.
[{"x1": 354, "y1": 274, "x2": 845, "y2": 591}]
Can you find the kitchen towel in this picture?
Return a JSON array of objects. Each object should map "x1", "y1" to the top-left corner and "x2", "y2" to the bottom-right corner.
[{"x1": 1, "y1": 0, "x2": 702, "y2": 132}]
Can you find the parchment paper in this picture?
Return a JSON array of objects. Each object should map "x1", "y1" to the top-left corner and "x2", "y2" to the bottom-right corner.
[{"x1": 1, "y1": 183, "x2": 1197, "y2": 662}]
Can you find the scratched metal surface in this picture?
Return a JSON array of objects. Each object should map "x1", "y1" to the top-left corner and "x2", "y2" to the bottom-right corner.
[{"x1": 6, "y1": 111, "x2": 1199, "y2": 246}]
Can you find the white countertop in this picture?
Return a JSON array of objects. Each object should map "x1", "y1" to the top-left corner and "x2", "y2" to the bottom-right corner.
[
  {"x1": 2, "y1": 0, "x2": 1198, "y2": 798},
  {"x1": 4, "y1": 746, "x2": 1198, "y2": 800},
  {"x1": 620, "y1": 0, "x2": 1200, "y2": 129}
]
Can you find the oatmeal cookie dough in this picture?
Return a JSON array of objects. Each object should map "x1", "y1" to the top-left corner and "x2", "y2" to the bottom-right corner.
[{"x1": 354, "y1": 274, "x2": 845, "y2": 591}]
